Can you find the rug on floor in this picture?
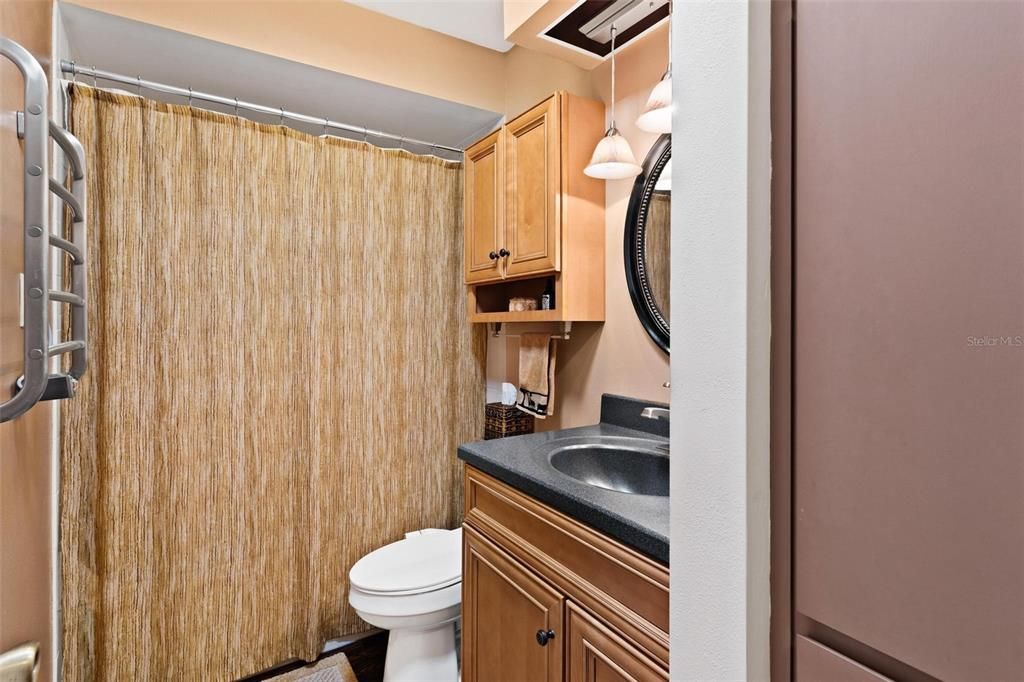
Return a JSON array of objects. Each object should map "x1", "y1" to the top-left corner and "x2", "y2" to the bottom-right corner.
[{"x1": 266, "y1": 652, "x2": 358, "y2": 682}]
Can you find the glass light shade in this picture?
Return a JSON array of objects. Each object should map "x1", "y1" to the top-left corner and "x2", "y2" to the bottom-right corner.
[
  {"x1": 584, "y1": 130, "x2": 642, "y2": 180},
  {"x1": 636, "y1": 73, "x2": 673, "y2": 134}
]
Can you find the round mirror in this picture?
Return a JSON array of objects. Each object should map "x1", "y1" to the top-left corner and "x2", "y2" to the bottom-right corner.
[{"x1": 624, "y1": 134, "x2": 670, "y2": 354}]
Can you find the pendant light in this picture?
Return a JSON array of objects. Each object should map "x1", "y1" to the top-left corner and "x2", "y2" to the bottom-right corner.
[
  {"x1": 636, "y1": 1, "x2": 672, "y2": 133},
  {"x1": 585, "y1": 24, "x2": 642, "y2": 180}
]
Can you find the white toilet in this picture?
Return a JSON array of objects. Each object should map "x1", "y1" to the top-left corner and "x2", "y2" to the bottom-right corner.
[{"x1": 349, "y1": 527, "x2": 462, "y2": 682}]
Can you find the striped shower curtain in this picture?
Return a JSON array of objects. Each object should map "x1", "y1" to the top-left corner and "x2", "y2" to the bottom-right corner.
[{"x1": 60, "y1": 85, "x2": 484, "y2": 680}]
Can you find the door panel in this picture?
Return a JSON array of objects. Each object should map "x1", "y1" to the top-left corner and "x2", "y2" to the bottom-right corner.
[
  {"x1": 462, "y1": 526, "x2": 564, "y2": 682},
  {"x1": 565, "y1": 602, "x2": 667, "y2": 682},
  {"x1": 504, "y1": 95, "x2": 560, "y2": 278},
  {"x1": 464, "y1": 130, "x2": 503, "y2": 283},
  {"x1": 793, "y1": 2, "x2": 1024, "y2": 679},
  {"x1": 795, "y1": 637, "x2": 892, "y2": 682}
]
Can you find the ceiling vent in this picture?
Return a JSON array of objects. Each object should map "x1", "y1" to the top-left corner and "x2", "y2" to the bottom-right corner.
[{"x1": 542, "y1": 0, "x2": 669, "y2": 58}]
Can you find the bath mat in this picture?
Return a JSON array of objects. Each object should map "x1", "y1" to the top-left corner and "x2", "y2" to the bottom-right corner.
[{"x1": 267, "y1": 652, "x2": 358, "y2": 682}]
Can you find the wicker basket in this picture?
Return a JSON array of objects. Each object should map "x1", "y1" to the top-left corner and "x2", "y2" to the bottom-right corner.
[{"x1": 484, "y1": 402, "x2": 535, "y2": 440}]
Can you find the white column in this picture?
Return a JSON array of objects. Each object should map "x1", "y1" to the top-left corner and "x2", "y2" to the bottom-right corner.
[{"x1": 670, "y1": 0, "x2": 772, "y2": 679}]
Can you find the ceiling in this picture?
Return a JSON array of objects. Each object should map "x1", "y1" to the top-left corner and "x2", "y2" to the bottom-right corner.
[
  {"x1": 346, "y1": 0, "x2": 514, "y2": 53},
  {"x1": 59, "y1": 3, "x2": 504, "y2": 157}
]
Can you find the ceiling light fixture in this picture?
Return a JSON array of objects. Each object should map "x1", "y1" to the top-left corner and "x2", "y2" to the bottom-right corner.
[
  {"x1": 585, "y1": 25, "x2": 642, "y2": 180},
  {"x1": 636, "y1": 0, "x2": 672, "y2": 134}
]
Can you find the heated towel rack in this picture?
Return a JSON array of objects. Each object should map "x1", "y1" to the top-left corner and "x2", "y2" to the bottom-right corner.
[{"x1": 1, "y1": 37, "x2": 89, "y2": 423}]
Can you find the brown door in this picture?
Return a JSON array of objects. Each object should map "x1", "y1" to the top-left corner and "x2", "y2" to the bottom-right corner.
[
  {"x1": 794, "y1": 637, "x2": 893, "y2": 682},
  {"x1": 464, "y1": 130, "x2": 503, "y2": 283},
  {"x1": 503, "y1": 94, "x2": 560, "y2": 278},
  {"x1": 787, "y1": 1, "x2": 1024, "y2": 680},
  {"x1": 462, "y1": 526, "x2": 564, "y2": 682},
  {"x1": 565, "y1": 602, "x2": 667, "y2": 682}
]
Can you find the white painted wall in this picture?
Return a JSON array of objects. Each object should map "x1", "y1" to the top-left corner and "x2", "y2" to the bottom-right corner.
[{"x1": 670, "y1": 1, "x2": 772, "y2": 679}]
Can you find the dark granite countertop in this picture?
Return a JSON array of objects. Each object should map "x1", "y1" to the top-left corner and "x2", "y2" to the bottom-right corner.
[{"x1": 458, "y1": 395, "x2": 669, "y2": 564}]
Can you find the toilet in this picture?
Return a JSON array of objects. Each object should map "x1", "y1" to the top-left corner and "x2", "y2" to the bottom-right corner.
[{"x1": 349, "y1": 527, "x2": 462, "y2": 682}]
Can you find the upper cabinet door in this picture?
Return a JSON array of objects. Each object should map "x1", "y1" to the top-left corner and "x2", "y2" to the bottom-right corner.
[
  {"x1": 504, "y1": 95, "x2": 561, "y2": 278},
  {"x1": 462, "y1": 527, "x2": 564, "y2": 682},
  {"x1": 464, "y1": 130, "x2": 504, "y2": 284}
]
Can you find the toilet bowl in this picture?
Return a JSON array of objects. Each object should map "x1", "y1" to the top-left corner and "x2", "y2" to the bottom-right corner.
[{"x1": 349, "y1": 528, "x2": 462, "y2": 682}]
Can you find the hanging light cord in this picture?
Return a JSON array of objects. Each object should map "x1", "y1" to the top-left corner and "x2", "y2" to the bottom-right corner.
[
  {"x1": 610, "y1": 24, "x2": 618, "y2": 133},
  {"x1": 666, "y1": 0, "x2": 673, "y2": 75}
]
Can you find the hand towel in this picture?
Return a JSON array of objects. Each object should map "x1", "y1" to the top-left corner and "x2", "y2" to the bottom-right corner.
[{"x1": 516, "y1": 333, "x2": 557, "y2": 418}]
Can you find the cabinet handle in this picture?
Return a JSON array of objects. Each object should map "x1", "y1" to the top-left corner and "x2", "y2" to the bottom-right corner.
[
  {"x1": 535, "y1": 629, "x2": 555, "y2": 646},
  {"x1": 498, "y1": 248, "x2": 511, "y2": 258},
  {"x1": 488, "y1": 251, "x2": 498, "y2": 260}
]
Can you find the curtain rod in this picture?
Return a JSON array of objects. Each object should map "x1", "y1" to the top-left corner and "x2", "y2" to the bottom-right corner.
[{"x1": 59, "y1": 60, "x2": 465, "y2": 154}]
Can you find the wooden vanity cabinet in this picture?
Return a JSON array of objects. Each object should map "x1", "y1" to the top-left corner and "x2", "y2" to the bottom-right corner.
[
  {"x1": 463, "y1": 528, "x2": 564, "y2": 682},
  {"x1": 566, "y1": 603, "x2": 669, "y2": 682},
  {"x1": 463, "y1": 92, "x2": 605, "y2": 322},
  {"x1": 462, "y1": 467, "x2": 668, "y2": 682}
]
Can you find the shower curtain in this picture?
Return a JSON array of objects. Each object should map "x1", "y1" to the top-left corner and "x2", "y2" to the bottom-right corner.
[{"x1": 60, "y1": 85, "x2": 484, "y2": 680}]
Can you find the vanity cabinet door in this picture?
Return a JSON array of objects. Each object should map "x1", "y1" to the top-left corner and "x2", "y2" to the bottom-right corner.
[
  {"x1": 566, "y1": 602, "x2": 668, "y2": 682},
  {"x1": 464, "y1": 130, "x2": 504, "y2": 284},
  {"x1": 503, "y1": 94, "x2": 561, "y2": 278},
  {"x1": 462, "y1": 526, "x2": 564, "y2": 682}
]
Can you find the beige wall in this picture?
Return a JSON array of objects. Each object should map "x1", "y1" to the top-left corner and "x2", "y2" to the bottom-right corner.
[
  {"x1": 1, "y1": 2, "x2": 58, "y2": 680},
  {"x1": 590, "y1": 22, "x2": 670, "y2": 103},
  {"x1": 502, "y1": 44, "x2": 594, "y2": 117},
  {"x1": 66, "y1": 0, "x2": 596, "y2": 118},
  {"x1": 503, "y1": 0, "x2": 548, "y2": 39},
  {"x1": 490, "y1": 33, "x2": 672, "y2": 430}
]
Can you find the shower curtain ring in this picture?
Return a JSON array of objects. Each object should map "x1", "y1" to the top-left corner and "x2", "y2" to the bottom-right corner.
[
  {"x1": 187, "y1": 87, "x2": 193, "y2": 107},
  {"x1": 399, "y1": 136, "x2": 405, "y2": 151},
  {"x1": 70, "y1": 61, "x2": 77, "y2": 84},
  {"x1": 234, "y1": 98, "x2": 239, "y2": 117},
  {"x1": 91, "y1": 65, "x2": 97, "y2": 87},
  {"x1": 136, "y1": 75, "x2": 142, "y2": 96},
  {"x1": 362, "y1": 125, "x2": 368, "y2": 143},
  {"x1": 323, "y1": 118, "x2": 330, "y2": 137},
  {"x1": 280, "y1": 107, "x2": 285, "y2": 125}
]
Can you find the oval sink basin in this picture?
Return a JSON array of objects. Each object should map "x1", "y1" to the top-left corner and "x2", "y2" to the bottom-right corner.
[{"x1": 549, "y1": 442, "x2": 668, "y2": 496}]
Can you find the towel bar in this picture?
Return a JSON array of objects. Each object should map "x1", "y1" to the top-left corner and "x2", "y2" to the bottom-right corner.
[
  {"x1": 489, "y1": 321, "x2": 572, "y2": 340},
  {"x1": 1, "y1": 36, "x2": 90, "y2": 422}
]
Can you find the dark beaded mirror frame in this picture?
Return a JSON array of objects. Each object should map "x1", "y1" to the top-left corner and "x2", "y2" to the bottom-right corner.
[{"x1": 624, "y1": 134, "x2": 671, "y2": 354}]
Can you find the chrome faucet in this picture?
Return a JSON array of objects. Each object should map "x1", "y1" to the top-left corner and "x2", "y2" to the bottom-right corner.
[{"x1": 640, "y1": 407, "x2": 670, "y2": 421}]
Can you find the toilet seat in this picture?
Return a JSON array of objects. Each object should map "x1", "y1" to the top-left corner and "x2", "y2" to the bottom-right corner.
[
  {"x1": 348, "y1": 527, "x2": 463, "y2": 682},
  {"x1": 350, "y1": 527, "x2": 462, "y2": 596}
]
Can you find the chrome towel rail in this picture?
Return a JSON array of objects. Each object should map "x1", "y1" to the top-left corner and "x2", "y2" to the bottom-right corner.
[
  {"x1": 0, "y1": 641, "x2": 39, "y2": 682},
  {"x1": 49, "y1": 119, "x2": 89, "y2": 381},
  {"x1": 1, "y1": 36, "x2": 89, "y2": 423}
]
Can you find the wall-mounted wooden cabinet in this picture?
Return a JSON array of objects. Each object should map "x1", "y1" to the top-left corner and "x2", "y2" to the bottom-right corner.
[
  {"x1": 463, "y1": 92, "x2": 605, "y2": 323},
  {"x1": 464, "y1": 130, "x2": 503, "y2": 284},
  {"x1": 504, "y1": 95, "x2": 560, "y2": 279},
  {"x1": 462, "y1": 467, "x2": 668, "y2": 682}
]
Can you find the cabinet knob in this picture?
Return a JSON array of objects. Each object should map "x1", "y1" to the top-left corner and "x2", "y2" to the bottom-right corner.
[
  {"x1": 488, "y1": 251, "x2": 498, "y2": 260},
  {"x1": 535, "y1": 629, "x2": 556, "y2": 646},
  {"x1": 498, "y1": 248, "x2": 511, "y2": 258}
]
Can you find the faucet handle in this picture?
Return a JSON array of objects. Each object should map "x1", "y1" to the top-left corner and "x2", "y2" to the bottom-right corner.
[{"x1": 641, "y1": 407, "x2": 670, "y2": 421}]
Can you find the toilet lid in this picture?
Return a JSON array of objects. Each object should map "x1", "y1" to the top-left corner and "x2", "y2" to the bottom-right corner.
[{"x1": 350, "y1": 528, "x2": 462, "y2": 594}]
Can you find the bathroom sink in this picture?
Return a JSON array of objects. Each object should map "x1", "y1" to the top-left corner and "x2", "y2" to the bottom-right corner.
[{"x1": 548, "y1": 440, "x2": 669, "y2": 497}]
